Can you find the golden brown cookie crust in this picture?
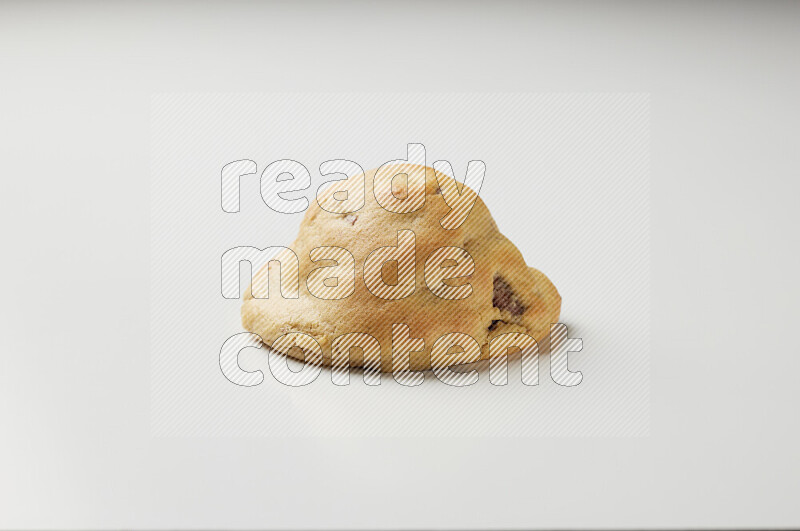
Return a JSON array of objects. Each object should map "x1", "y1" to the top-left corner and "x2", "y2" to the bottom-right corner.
[{"x1": 241, "y1": 164, "x2": 561, "y2": 372}]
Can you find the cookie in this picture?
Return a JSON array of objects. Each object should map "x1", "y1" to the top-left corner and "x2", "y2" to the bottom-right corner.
[{"x1": 241, "y1": 164, "x2": 561, "y2": 372}]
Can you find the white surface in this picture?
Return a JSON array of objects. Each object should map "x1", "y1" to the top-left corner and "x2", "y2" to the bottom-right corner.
[{"x1": 1, "y1": 1, "x2": 799, "y2": 529}]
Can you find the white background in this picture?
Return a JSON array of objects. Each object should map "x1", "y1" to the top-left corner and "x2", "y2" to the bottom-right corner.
[{"x1": 1, "y1": 1, "x2": 798, "y2": 529}]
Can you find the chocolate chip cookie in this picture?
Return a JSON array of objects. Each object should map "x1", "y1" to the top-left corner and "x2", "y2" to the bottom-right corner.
[{"x1": 241, "y1": 164, "x2": 561, "y2": 372}]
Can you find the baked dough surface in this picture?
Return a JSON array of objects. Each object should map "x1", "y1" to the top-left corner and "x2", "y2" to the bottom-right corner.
[{"x1": 241, "y1": 164, "x2": 561, "y2": 372}]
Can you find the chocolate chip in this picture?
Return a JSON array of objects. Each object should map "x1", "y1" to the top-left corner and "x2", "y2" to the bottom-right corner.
[
  {"x1": 492, "y1": 276, "x2": 526, "y2": 316},
  {"x1": 488, "y1": 319, "x2": 502, "y2": 332}
]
